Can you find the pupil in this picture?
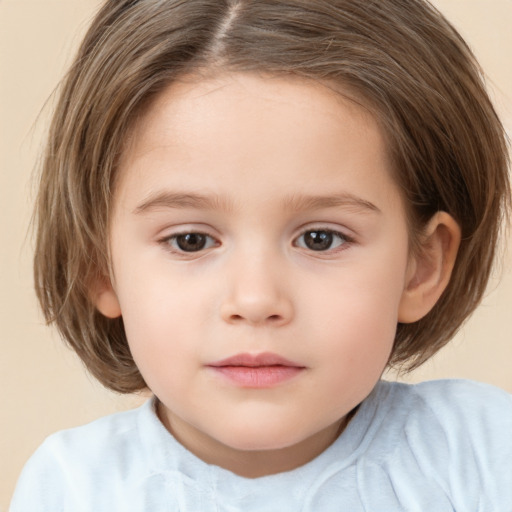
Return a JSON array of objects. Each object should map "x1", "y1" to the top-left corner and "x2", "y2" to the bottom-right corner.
[
  {"x1": 176, "y1": 233, "x2": 206, "y2": 252},
  {"x1": 305, "y1": 231, "x2": 333, "y2": 251}
]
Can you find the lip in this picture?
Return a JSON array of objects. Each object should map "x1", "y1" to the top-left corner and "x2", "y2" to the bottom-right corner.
[{"x1": 207, "y1": 352, "x2": 306, "y2": 388}]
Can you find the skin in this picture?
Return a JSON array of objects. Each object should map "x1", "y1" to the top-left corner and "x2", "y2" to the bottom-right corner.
[{"x1": 95, "y1": 73, "x2": 460, "y2": 477}]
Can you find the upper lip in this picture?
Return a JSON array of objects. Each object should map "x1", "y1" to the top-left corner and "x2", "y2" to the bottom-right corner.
[{"x1": 207, "y1": 352, "x2": 304, "y2": 368}]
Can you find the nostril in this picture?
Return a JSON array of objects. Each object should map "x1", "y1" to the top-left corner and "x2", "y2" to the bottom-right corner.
[
  {"x1": 228, "y1": 313, "x2": 283, "y2": 324},
  {"x1": 221, "y1": 297, "x2": 293, "y2": 326}
]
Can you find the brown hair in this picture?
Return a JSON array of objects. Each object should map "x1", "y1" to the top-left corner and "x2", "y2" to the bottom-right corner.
[{"x1": 34, "y1": 0, "x2": 510, "y2": 393}]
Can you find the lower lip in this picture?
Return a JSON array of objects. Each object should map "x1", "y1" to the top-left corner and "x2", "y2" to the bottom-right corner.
[{"x1": 208, "y1": 365, "x2": 304, "y2": 388}]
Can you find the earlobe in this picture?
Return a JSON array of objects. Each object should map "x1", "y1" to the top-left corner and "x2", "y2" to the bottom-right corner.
[
  {"x1": 398, "y1": 212, "x2": 461, "y2": 323},
  {"x1": 92, "y1": 278, "x2": 122, "y2": 319}
]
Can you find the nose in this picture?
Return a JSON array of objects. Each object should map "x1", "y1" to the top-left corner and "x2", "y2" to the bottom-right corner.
[{"x1": 220, "y1": 251, "x2": 294, "y2": 327}]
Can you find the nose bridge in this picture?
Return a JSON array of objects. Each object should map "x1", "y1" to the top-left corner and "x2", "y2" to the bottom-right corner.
[{"x1": 221, "y1": 241, "x2": 293, "y2": 326}]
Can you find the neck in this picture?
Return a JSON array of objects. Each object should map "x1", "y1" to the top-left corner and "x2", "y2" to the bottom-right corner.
[{"x1": 157, "y1": 401, "x2": 357, "y2": 478}]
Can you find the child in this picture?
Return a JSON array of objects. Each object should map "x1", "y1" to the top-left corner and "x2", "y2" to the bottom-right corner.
[{"x1": 11, "y1": 0, "x2": 512, "y2": 510}]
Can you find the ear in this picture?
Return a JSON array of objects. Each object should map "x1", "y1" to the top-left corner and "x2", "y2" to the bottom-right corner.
[
  {"x1": 90, "y1": 276, "x2": 122, "y2": 319},
  {"x1": 398, "y1": 212, "x2": 461, "y2": 323}
]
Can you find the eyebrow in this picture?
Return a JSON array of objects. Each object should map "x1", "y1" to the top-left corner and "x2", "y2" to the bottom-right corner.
[
  {"x1": 133, "y1": 191, "x2": 380, "y2": 215},
  {"x1": 133, "y1": 192, "x2": 234, "y2": 214},
  {"x1": 283, "y1": 193, "x2": 381, "y2": 214}
]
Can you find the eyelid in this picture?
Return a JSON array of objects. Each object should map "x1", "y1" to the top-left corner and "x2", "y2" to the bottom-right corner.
[
  {"x1": 158, "y1": 228, "x2": 220, "y2": 256},
  {"x1": 292, "y1": 226, "x2": 356, "y2": 253},
  {"x1": 293, "y1": 222, "x2": 356, "y2": 240},
  {"x1": 155, "y1": 223, "x2": 356, "y2": 257},
  {"x1": 155, "y1": 222, "x2": 219, "y2": 242}
]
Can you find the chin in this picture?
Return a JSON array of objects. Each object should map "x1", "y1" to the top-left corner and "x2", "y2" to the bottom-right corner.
[{"x1": 215, "y1": 423, "x2": 308, "y2": 452}]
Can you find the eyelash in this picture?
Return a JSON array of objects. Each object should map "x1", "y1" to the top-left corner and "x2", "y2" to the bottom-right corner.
[
  {"x1": 160, "y1": 232, "x2": 219, "y2": 254},
  {"x1": 159, "y1": 228, "x2": 354, "y2": 256},
  {"x1": 294, "y1": 229, "x2": 352, "y2": 253}
]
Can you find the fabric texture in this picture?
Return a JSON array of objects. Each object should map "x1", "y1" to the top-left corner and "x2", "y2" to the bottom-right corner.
[{"x1": 10, "y1": 379, "x2": 512, "y2": 511}]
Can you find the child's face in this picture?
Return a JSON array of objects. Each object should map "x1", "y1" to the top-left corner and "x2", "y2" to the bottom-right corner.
[{"x1": 103, "y1": 73, "x2": 416, "y2": 474}]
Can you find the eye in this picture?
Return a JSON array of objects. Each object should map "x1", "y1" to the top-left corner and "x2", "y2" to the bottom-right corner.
[
  {"x1": 294, "y1": 229, "x2": 349, "y2": 252},
  {"x1": 164, "y1": 232, "x2": 218, "y2": 253}
]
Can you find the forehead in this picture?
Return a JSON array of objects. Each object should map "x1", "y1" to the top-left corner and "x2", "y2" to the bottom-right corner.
[
  {"x1": 115, "y1": 72, "x2": 400, "y2": 214},
  {"x1": 125, "y1": 72, "x2": 381, "y2": 156}
]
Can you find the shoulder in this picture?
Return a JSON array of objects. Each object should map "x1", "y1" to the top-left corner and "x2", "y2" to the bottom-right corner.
[
  {"x1": 374, "y1": 379, "x2": 512, "y2": 506},
  {"x1": 409, "y1": 377, "x2": 512, "y2": 404},
  {"x1": 381, "y1": 378, "x2": 512, "y2": 449},
  {"x1": 397, "y1": 378, "x2": 512, "y2": 429},
  {"x1": 33, "y1": 402, "x2": 145, "y2": 470},
  {"x1": 368, "y1": 378, "x2": 512, "y2": 458},
  {"x1": 10, "y1": 401, "x2": 153, "y2": 511}
]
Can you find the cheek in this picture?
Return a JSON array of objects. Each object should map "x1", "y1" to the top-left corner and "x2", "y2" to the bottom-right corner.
[
  {"x1": 318, "y1": 295, "x2": 397, "y2": 363},
  {"x1": 112, "y1": 262, "x2": 207, "y2": 371},
  {"x1": 114, "y1": 243, "x2": 209, "y2": 325},
  {"x1": 310, "y1": 258, "x2": 407, "y2": 368},
  {"x1": 120, "y1": 294, "x2": 198, "y2": 400}
]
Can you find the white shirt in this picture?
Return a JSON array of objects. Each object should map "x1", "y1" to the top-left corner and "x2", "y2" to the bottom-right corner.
[{"x1": 10, "y1": 379, "x2": 512, "y2": 511}]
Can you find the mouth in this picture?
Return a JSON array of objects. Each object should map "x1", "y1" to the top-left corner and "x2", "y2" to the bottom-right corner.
[{"x1": 206, "y1": 352, "x2": 306, "y2": 388}]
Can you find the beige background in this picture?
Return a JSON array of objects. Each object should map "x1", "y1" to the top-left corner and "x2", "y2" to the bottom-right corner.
[{"x1": 1, "y1": 0, "x2": 511, "y2": 509}]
